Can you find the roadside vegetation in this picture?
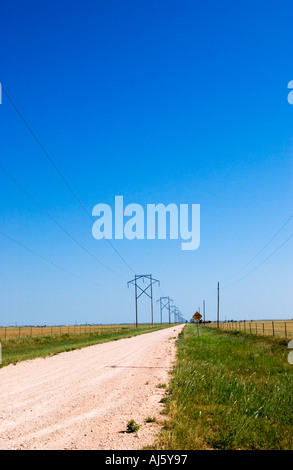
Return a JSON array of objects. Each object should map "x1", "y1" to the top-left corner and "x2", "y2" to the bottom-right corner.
[
  {"x1": 151, "y1": 323, "x2": 293, "y2": 450},
  {"x1": 0, "y1": 324, "x2": 175, "y2": 368}
]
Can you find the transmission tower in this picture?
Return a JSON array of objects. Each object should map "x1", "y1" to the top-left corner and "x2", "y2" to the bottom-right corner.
[
  {"x1": 156, "y1": 296, "x2": 173, "y2": 324},
  {"x1": 127, "y1": 274, "x2": 160, "y2": 327}
]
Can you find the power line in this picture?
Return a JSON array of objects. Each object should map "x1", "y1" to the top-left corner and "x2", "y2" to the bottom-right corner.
[
  {"x1": 223, "y1": 213, "x2": 293, "y2": 283},
  {"x1": 2, "y1": 85, "x2": 135, "y2": 274},
  {"x1": 0, "y1": 163, "x2": 126, "y2": 281},
  {"x1": 223, "y1": 232, "x2": 293, "y2": 288},
  {"x1": 0, "y1": 231, "x2": 104, "y2": 288}
]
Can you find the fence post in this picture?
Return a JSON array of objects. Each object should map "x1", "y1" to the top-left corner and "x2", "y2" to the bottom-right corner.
[
  {"x1": 272, "y1": 321, "x2": 275, "y2": 337},
  {"x1": 285, "y1": 321, "x2": 287, "y2": 338}
]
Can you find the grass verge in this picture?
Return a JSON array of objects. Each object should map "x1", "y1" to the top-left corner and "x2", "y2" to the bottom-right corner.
[
  {"x1": 150, "y1": 323, "x2": 293, "y2": 450},
  {"x1": 0, "y1": 324, "x2": 175, "y2": 368}
]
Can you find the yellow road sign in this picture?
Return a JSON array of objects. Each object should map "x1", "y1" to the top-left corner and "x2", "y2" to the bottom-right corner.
[{"x1": 193, "y1": 312, "x2": 202, "y2": 321}]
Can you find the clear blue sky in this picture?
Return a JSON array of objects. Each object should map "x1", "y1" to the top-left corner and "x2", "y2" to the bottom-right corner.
[{"x1": 0, "y1": 0, "x2": 292, "y2": 326}]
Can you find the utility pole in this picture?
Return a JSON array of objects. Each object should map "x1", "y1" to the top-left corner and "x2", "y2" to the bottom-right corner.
[
  {"x1": 157, "y1": 297, "x2": 173, "y2": 324},
  {"x1": 128, "y1": 275, "x2": 160, "y2": 327},
  {"x1": 170, "y1": 304, "x2": 178, "y2": 323},
  {"x1": 168, "y1": 298, "x2": 172, "y2": 323},
  {"x1": 170, "y1": 305, "x2": 174, "y2": 323},
  {"x1": 174, "y1": 307, "x2": 179, "y2": 323},
  {"x1": 150, "y1": 274, "x2": 154, "y2": 326},
  {"x1": 217, "y1": 282, "x2": 220, "y2": 328},
  {"x1": 135, "y1": 275, "x2": 138, "y2": 328},
  {"x1": 158, "y1": 297, "x2": 162, "y2": 324},
  {"x1": 203, "y1": 300, "x2": 205, "y2": 323}
]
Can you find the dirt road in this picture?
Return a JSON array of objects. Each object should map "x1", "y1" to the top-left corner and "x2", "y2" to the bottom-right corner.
[{"x1": 0, "y1": 324, "x2": 184, "y2": 450}]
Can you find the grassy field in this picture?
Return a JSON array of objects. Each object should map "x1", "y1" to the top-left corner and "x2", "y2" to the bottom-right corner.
[
  {"x1": 208, "y1": 320, "x2": 293, "y2": 339},
  {"x1": 0, "y1": 323, "x2": 156, "y2": 340},
  {"x1": 0, "y1": 323, "x2": 176, "y2": 368},
  {"x1": 151, "y1": 323, "x2": 293, "y2": 450}
]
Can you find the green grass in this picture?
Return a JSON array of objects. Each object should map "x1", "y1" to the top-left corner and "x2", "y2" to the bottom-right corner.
[
  {"x1": 150, "y1": 324, "x2": 293, "y2": 450},
  {"x1": 127, "y1": 419, "x2": 141, "y2": 433},
  {"x1": 0, "y1": 324, "x2": 175, "y2": 368}
]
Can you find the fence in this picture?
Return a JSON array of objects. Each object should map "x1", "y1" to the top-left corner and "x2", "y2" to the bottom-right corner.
[
  {"x1": 207, "y1": 320, "x2": 293, "y2": 339},
  {"x1": 0, "y1": 323, "x2": 156, "y2": 341}
]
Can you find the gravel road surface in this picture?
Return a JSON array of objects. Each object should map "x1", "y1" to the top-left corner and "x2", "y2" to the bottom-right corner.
[{"x1": 0, "y1": 324, "x2": 184, "y2": 450}]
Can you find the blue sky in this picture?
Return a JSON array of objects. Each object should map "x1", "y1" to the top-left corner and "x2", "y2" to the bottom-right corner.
[{"x1": 0, "y1": 0, "x2": 292, "y2": 326}]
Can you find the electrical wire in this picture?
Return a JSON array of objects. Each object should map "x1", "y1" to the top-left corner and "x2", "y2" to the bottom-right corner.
[
  {"x1": 222, "y1": 231, "x2": 293, "y2": 288},
  {"x1": 2, "y1": 85, "x2": 136, "y2": 274},
  {"x1": 0, "y1": 231, "x2": 104, "y2": 288},
  {"x1": 223, "y1": 213, "x2": 293, "y2": 283},
  {"x1": 0, "y1": 163, "x2": 127, "y2": 281}
]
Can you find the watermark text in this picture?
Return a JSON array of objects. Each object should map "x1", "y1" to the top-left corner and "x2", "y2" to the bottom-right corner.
[{"x1": 92, "y1": 197, "x2": 200, "y2": 251}]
